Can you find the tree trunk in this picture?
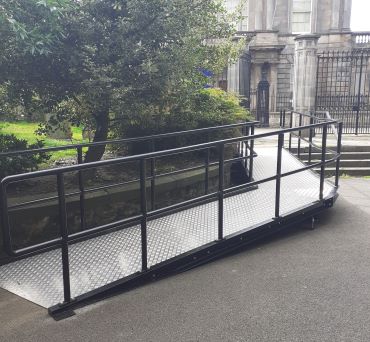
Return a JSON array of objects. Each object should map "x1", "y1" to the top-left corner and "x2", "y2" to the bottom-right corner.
[{"x1": 84, "y1": 100, "x2": 110, "y2": 163}]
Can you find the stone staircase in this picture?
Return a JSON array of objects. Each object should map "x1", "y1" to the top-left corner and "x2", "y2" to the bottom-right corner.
[{"x1": 293, "y1": 145, "x2": 370, "y2": 177}]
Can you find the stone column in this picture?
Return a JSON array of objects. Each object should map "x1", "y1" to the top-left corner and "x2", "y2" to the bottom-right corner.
[
  {"x1": 266, "y1": 0, "x2": 276, "y2": 30},
  {"x1": 342, "y1": 0, "x2": 352, "y2": 31},
  {"x1": 293, "y1": 34, "x2": 320, "y2": 124},
  {"x1": 227, "y1": 61, "x2": 240, "y2": 93},
  {"x1": 330, "y1": 0, "x2": 341, "y2": 31},
  {"x1": 255, "y1": 0, "x2": 264, "y2": 30}
]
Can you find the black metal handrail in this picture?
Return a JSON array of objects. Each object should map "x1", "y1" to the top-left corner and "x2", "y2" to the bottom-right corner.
[
  {"x1": 0, "y1": 121, "x2": 258, "y2": 158},
  {"x1": 280, "y1": 109, "x2": 343, "y2": 188},
  {"x1": 1, "y1": 121, "x2": 258, "y2": 232},
  {"x1": 1, "y1": 115, "x2": 342, "y2": 308}
]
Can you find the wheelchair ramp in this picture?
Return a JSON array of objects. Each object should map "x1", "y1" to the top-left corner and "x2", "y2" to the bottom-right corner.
[{"x1": 0, "y1": 147, "x2": 335, "y2": 309}]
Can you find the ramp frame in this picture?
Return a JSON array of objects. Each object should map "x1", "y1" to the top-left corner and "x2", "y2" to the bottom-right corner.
[{"x1": 0, "y1": 113, "x2": 343, "y2": 318}]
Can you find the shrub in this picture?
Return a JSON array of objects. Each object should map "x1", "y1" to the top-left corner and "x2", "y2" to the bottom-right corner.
[
  {"x1": 115, "y1": 88, "x2": 251, "y2": 154},
  {"x1": 0, "y1": 134, "x2": 50, "y2": 179}
]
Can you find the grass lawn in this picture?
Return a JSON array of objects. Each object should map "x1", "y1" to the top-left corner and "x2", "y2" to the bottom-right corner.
[{"x1": 0, "y1": 121, "x2": 88, "y2": 162}]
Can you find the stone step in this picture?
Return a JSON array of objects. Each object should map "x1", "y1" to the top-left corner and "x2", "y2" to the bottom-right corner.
[
  {"x1": 290, "y1": 145, "x2": 370, "y2": 153},
  {"x1": 305, "y1": 159, "x2": 370, "y2": 167},
  {"x1": 313, "y1": 167, "x2": 370, "y2": 177},
  {"x1": 299, "y1": 152, "x2": 370, "y2": 160}
]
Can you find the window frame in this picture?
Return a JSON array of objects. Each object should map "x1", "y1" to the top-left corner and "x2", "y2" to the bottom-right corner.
[{"x1": 291, "y1": 0, "x2": 312, "y2": 34}]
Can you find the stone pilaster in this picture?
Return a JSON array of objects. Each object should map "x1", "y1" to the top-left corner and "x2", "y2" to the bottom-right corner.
[
  {"x1": 227, "y1": 61, "x2": 240, "y2": 93},
  {"x1": 293, "y1": 34, "x2": 320, "y2": 121}
]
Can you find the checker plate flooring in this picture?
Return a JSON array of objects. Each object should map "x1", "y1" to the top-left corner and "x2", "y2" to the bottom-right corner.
[{"x1": 0, "y1": 147, "x2": 335, "y2": 308}]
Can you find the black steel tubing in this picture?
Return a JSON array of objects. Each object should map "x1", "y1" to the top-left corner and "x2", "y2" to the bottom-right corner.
[
  {"x1": 289, "y1": 111, "x2": 293, "y2": 151},
  {"x1": 77, "y1": 147, "x2": 86, "y2": 230},
  {"x1": 319, "y1": 126, "x2": 328, "y2": 200},
  {"x1": 218, "y1": 144, "x2": 224, "y2": 240},
  {"x1": 57, "y1": 173, "x2": 72, "y2": 304},
  {"x1": 0, "y1": 121, "x2": 258, "y2": 158},
  {"x1": 298, "y1": 113, "x2": 303, "y2": 158},
  {"x1": 308, "y1": 115, "x2": 314, "y2": 164},
  {"x1": 150, "y1": 139, "x2": 156, "y2": 211},
  {"x1": 275, "y1": 134, "x2": 284, "y2": 218},
  {"x1": 140, "y1": 159, "x2": 148, "y2": 271},
  {"x1": 1, "y1": 182, "x2": 12, "y2": 255},
  {"x1": 205, "y1": 149, "x2": 210, "y2": 195},
  {"x1": 335, "y1": 122, "x2": 343, "y2": 187},
  {"x1": 0, "y1": 120, "x2": 340, "y2": 186},
  {"x1": 249, "y1": 125, "x2": 255, "y2": 179}
]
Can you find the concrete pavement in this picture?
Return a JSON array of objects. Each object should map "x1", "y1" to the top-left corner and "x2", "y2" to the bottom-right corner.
[{"x1": 1, "y1": 178, "x2": 370, "y2": 342}]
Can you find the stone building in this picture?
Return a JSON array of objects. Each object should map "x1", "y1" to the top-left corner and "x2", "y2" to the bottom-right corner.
[{"x1": 221, "y1": 0, "x2": 370, "y2": 126}]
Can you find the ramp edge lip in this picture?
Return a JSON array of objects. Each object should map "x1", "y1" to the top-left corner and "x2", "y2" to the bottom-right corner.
[{"x1": 48, "y1": 194, "x2": 337, "y2": 320}]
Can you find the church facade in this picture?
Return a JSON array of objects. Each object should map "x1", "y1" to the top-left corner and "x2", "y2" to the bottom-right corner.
[{"x1": 221, "y1": 0, "x2": 369, "y2": 126}]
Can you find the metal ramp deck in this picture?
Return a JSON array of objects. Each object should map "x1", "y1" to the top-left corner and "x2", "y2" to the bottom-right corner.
[{"x1": 0, "y1": 147, "x2": 335, "y2": 309}]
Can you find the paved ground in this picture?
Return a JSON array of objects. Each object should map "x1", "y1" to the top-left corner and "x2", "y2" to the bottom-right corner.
[{"x1": 1, "y1": 178, "x2": 370, "y2": 342}]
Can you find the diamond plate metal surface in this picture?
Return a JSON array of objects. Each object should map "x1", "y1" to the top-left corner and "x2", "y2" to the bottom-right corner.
[{"x1": 0, "y1": 147, "x2": 335, "y2": 308}]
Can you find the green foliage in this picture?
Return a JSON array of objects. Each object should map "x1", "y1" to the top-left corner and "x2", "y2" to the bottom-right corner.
[
  {"x1": 0, "y1": 0, "x2": 249, "y2": 161},
  {"x1": 0, "y1": 134, "x2": 50, "y2": 179},
  {"x1": 0, "y1": 121, "x2": 86, "y2": 161},
  {"x1": 116, "y1": 88, "x2": 251, "y2": 153},
  {"x1": 0, "y1": 0, "x2": 74, "y2": 55}
]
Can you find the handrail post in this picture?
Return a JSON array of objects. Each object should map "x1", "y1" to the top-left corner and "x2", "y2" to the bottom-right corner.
[
  {"x1": 335, "y1": 122, "x2": 343, "y2": 187},
  {"x1": 218, "y1": 143, "x2": 224, "y2": 240},
  {"x1": 319, "y1": 125, "x2": 328, "y2": 200},
  {"x1": 280, "y1": 109, "x2": 283, "y2": 128},
  {"x1": 275, "y1": 133, "x2": 284, "y2": 218},
  {"x1": 298, "y1": 113, "x2": 303, "y2": 158},
  {"x1": 249, "y1": 125, "x2": 255, "y2": 180},
  {"x1": 245, "y1": 126, "x2": 250, "y2": 169},
  {"x1": 77, "y1": 147, "x2": 86, "y2": 230},
  {"x1": 289, "y1": 111, "x2": 293, "y2": 152},
  {"x1": 204, "y1": 148, "x2": 210, "y2": 195},
  {"x1": 0, "y1": 181, "x2": 12, "y2": 255},
  {"x1": 57, "y1": 173, "x2": 72, "y2": 303},
  {"x1": 140, "y1": 159, "x2": 148, "y2": 271},
  {"x1": 150, "y1": 139, "x2": 156, "y2": 210},
  {"x1": 308, "y1": 114, "x2": 314, "y2": 164}
]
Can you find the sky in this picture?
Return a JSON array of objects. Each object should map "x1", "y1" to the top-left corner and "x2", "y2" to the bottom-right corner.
[{"x1": 351, "y1": 0, "x2": 370, "y2": 31}]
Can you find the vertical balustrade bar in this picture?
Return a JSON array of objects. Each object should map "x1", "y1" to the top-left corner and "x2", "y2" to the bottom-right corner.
[
  {"x1": 218, "y1": 143, "x2": 224, "y2": 240},
  {"x1": 335, "y1": 122, "x2": 343, "y2": 187},
  {"x1": 249, "y1": 125, "x2": 255, "y2": 180},
  {"x1": 298, "y1": 114, "x2": 303, "y2": 158},
  {"x1": 283, "y1": 110, "x2": 286, "y2": 128},
  {"x1": 319, "y1": 125, "x2": 328, "y2": 200},
  {"x1": 150, "y1": 139, "x2": 156, "y2": 211},
  {"x1": 140, "y1": 159, "x2": 148, "y2": 271},
  {"x1": 275, "y1": 133, "x2": 284, "y2": 218},
  {"x1": 308, "y1": 115, "x2": 314, "y2": 164},
  {"x1": 57, "y1": 173, "x2": 72, "y2": 303},
  {"x1": 280, "y1": 110, "x2": 283, "y2": 128},
  {"x1": 289, "y1": 111, "x2": 293, "y2": 152},
  {"x1": 245, "y1": 126, "x2": 250, "y2": 169},
  {"x1": 1, "y1": 182, "x2": 12, "y2": 255},
  {"x1": 204, "y1": 148, "x2": 210, "y2": 195},
  {"x1": 77, "y1": 147, "x2": 86, "y2": 230}
]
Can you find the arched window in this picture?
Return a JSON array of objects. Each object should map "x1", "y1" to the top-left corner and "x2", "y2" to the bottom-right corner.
[{"x1": 292, "y1": 0, "x2": 312, "y2": 33}]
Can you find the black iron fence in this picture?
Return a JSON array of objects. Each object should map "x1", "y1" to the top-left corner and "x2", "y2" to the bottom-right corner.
[{"x1": 315, "y1": 49, "x2": 370, "y2": 134}]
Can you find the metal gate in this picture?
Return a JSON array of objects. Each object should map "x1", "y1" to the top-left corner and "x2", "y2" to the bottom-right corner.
[
  {"x1": 239, "y1": 52, "x2": 252, "y2": 108},
  {"x1": 315, "y1": 50, "x2": 370, "y2": 134},
  {"x1": 256, "y1": 80, "x2": 270, "y2": 127}
]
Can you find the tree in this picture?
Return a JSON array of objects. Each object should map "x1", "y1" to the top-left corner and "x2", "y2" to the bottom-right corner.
[{"x1": 0, "y1": 0, "x2": 246, "y2": 162}]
